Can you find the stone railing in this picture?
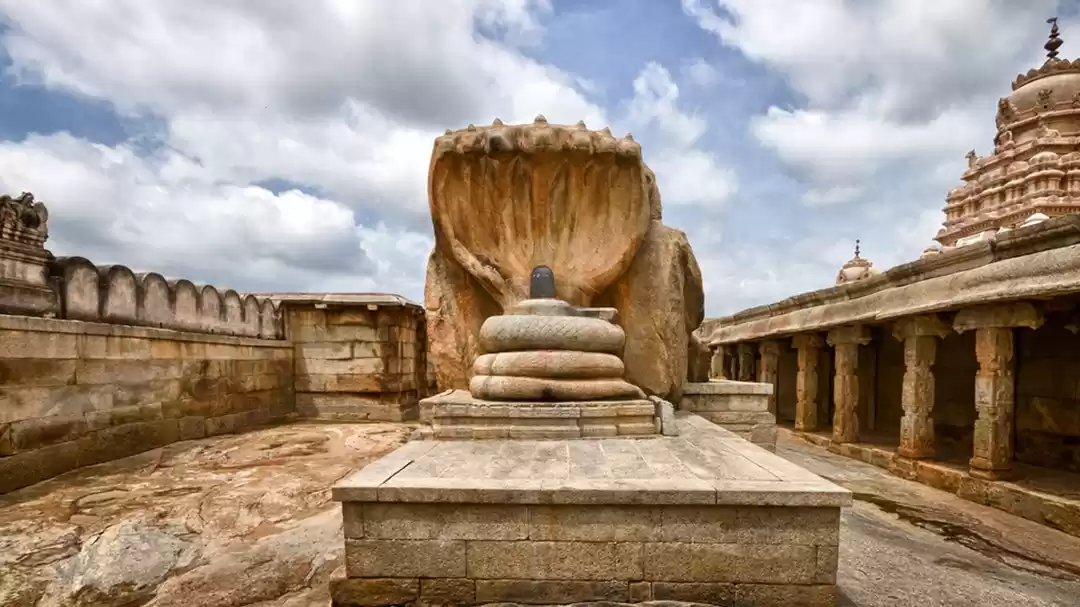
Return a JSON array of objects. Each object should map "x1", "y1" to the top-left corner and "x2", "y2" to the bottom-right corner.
[{"x1": 50, "y1": 257, "x2": 283, "y2": 339}]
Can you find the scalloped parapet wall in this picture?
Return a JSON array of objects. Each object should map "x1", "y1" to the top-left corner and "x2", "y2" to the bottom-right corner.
[{"x1": 50, "y1": 257, "x2": 284, "y2": 339}]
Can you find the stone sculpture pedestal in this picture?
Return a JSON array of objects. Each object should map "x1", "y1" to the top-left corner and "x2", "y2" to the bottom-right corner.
[
  {"x1": 680, "y1": 380, "x2": 778, "y2": 451},
  {"x1": 331, "y1": 414, "x2": 850, "y2": 606}
]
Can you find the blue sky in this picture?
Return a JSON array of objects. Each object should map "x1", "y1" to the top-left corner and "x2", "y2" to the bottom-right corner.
[{"x1": 0, "y1": 0, "x2": 1077, "y2": 315}]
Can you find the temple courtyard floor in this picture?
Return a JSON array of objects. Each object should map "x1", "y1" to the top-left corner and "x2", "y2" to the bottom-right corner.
[{"x1": 1, "y1": 421, "x2": 1079, "y2": 607}]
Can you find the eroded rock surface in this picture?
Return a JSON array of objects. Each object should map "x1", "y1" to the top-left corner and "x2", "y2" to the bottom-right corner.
[
  {"x1": 0, "y1": 422, "x2": 409, "y2": 607},
  {"x1": 599, "y1": 222, "x2": 705, "y2": 401}
]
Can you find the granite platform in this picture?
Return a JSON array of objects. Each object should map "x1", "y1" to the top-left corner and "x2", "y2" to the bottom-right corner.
[{"x1": 331, "y1": 414, "x2": 851, "y2": 606}]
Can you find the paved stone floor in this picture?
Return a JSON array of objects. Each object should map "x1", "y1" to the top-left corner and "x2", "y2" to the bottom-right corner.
[
  {"x1": 2, "y1": 421, "x2": 1079, "y2": 606},
  {"x1": 779, "y1": 433, "x2": 1080, "y2": 606}
]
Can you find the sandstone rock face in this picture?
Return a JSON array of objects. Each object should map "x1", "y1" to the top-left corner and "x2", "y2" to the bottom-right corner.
[
  {"x1": 425, "y1": 247, "x2": 500, "y2": 392},
  {"x1": 429, "y1": 118, "x2": 651, "y2": 309},
  {"x1": 599, "y1": 222, "x2": 705, "y2": 401},
  {"x1": 425, "y1": 120, "x2": 706, "y2": 399},
  {"x1": 0, "y1": 423, "x2": 409, "y2": 607}
]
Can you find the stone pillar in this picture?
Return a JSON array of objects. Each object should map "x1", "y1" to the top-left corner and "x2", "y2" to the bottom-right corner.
[
  {"x1": 710, "y1": 345, "x2": 727, "y2": 379},
  {"x1": 737, "y1": 342, "x2": 757, "y2": 382},
  {"x1": 827, "y1": 326, "x2": 871, "y2": 444},
  {"x1": 892, "y1": 316, "x2": 951, "y2": 459},
  {"x1": 0, "y1": 192, "x2": 59, "y2": 316},
  {"x1": 758, "y1": 340, "x2": 781, "y2": 415},
  {"x1": 792, "y1": 334, "x2": 824, "y2": 431},
  {"x1": 954, "y1": 303, "x2": 1043, "y2": 480}
]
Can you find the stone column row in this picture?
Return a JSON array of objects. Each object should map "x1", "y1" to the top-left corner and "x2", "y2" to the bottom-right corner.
[{"x1": 782, "y1": 301, "x2": 1041, "y2": 481}]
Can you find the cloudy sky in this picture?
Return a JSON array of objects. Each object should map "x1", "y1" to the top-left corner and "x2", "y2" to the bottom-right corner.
[{"x1": 1, "y1": 1, "x2": 1078, "y2": 316}]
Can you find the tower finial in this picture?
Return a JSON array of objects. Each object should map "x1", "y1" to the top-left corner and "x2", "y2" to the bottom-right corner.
[
  {"x1": 1046, "y1": 17, "x2": 1063, "y2": 60},
  {"x1": 854, "y1": 239, "x2": 861, "y2": 259}
]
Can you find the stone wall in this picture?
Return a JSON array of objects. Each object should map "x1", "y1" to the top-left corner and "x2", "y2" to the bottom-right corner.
[
  {"x1": 281, "y1": 295, "x2": 433, "y2": 422},
  {"x1": 0, "y1": 314, "x2": 293, "y2": 493},
  {"x1": 1016, "y1": 315, "x2": 1080, "y2": 472},
  {"x1": 335, "y1": 502, "x2": 840, "y2": 606}
]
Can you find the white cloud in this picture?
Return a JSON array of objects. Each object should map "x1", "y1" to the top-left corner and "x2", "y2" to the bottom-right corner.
[
  {"x1": 0, "y1": 133, "x2": 372, "y2": 288},
  {"x1": 621, "y1": 62, "x2": 738, "y2": 208},
  {"x1": 681, "y1": 57, "x2": 720, "y2": 88},
  {"x1": 0, "y1": 0, "x2": 615, "y2": 297},
  {"x1": 682, "y1": 0, "x2": 1076, "y2": 205},
  {"x1": 0, "y1": 0, "x2": 740, "y2": 303}
]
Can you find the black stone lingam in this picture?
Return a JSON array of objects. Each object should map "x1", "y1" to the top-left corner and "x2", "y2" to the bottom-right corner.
[{"x1": 529, "y1": 265, "x2": 556, "y2": 299}]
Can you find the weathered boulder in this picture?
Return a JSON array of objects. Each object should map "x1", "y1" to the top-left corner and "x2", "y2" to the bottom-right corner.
[
  {"x1": 688, "y1": 332, "x2": 712, "y2": 383},
  {"x1": 599, "y1": 221, "x2": 705, "y2": 401},
  {"x1": 39, "y1": 522, "x2": 199, "y2": 607},
  {"x1": 425, "y1": 246, "x2": 499, "y2": 392}
]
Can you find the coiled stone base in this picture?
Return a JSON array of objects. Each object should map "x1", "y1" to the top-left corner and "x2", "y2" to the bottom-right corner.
[
  {"x1": 470, "y1": 375, "x2": 646, "y2": 401},
  {"x1": 479, "y1": 315, "x2": 624, "y2": 353},
  {"x1": 474, "y1": 351, "x2": 625, "y2": 379}
]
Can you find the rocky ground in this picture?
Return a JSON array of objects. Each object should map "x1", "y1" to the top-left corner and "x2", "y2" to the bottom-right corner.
[
  {"x1": 2, "y1": 421, "x2": 1080, "y2": 606},
  {"x1": 0, "y1": 421, "x2": 412, "y2": 607}
]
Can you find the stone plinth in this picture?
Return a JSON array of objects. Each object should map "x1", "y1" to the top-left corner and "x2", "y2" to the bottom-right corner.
[
  {"x1": 331, "y1": 414, "x2": 849, "y2": 607},
  {"x1": 419, "y1": 389, "x2": 662, "y2": 439},
  {"x1": 679, "y1": 380, "x2": 777, "y2": 451}
]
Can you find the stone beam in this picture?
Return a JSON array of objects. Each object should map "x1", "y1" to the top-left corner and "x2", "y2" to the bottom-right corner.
[
  {"x1": 952, "y1": 302, "x2": 1043, "y2": 333},
  {"x1": 792, "y1": 333, "x2": 825, "y2": 432},
  {"x1": 827, "y1": 326, "x2": 871, "y2": 444}
]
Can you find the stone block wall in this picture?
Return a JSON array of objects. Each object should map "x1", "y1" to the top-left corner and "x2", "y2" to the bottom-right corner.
[
  {"x1": 0, "y1": 314, "x2": 294, "y2": 493},
  {"x1": 679, "y1": 380, "x2": 777, "y2": 450},
  {"x1": 1016, "y1": 316, "x2": 1080, "y2": 472},
  {"x1": 334, "y1": 502, "x2": 840, "y2": 606},
  {"x1": 284, "y1": 298, "x2": 434, "y2": 422}
]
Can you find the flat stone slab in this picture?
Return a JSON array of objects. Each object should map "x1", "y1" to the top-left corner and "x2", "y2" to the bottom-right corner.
[
  {"x1": 683, "y1": 379, "x2": 774, "y2": 395},
  {"x1": 333, "y1": 414, "x2": 850, "y2": 507}
]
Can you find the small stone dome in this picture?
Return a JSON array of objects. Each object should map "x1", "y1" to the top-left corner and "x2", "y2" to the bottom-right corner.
[
  {"x1": 1008, "y1": 69, "x2": 1080, "y2": 115},
  {"x1": 1021, "y1": 212, "x2": 1050, "y2": 227},
  {"x1": 835, "y1": 240, "x2": 882, "y2": 285}
]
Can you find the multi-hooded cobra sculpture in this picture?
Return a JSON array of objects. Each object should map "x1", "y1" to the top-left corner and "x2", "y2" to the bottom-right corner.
[{"x1": 424, "y1": 115, "x2": 708, "y2": 402}]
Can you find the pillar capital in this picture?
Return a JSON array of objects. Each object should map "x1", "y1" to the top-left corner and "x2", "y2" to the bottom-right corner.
[
  {"x1": 953, "y1": 302, "x2": 1043, "y2": 334},
  {"x1": 892, "y1": 315, "x2": 951, "y2": 341},
  {"x1": 792, "y1": 333, "x2": 825, "y2": 350},
  {"x1": 826, "y1": 325, "x2": 871, "y2": 347},
  {"x1": 737, "y1": 342, "x2": 758, "y2": 354}
]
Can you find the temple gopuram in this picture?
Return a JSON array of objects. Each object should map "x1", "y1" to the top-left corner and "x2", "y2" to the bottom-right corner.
[{"x1": 703, "y1": 18, "x2": 1080, "y2": 539}]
